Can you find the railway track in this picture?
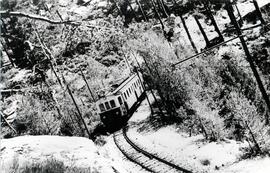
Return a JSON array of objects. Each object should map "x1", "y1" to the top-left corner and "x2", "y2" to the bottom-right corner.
[{"x1": 113, "y1": 127, "x2": 192, "y2": 173}]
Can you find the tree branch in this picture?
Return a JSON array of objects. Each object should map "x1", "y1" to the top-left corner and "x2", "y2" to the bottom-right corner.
[{"x1": 0, "y1": 10, "x2": 80, "y2": 25}]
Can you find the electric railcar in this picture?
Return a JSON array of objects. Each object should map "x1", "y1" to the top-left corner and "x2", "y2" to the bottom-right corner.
[{"x1": 96, "y1": 72, "x2": 145, "y2": 125}]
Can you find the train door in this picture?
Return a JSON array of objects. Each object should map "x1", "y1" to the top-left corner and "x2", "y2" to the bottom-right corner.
[
  {"x1": 118, "y1": 96, "x2": 127, "y2": 116},
  {"x1": 135, "y1": 91, "x2": 138, "y2": 101}
]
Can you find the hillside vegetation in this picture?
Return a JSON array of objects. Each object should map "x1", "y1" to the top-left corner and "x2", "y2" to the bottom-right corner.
[{"x1": 1, "y1": 0, "x2": 270, "y2": 159}]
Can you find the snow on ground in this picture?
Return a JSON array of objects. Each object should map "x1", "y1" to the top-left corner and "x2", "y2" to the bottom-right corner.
[
  {"x1": 0, "y1": 134, "x2": 151, "y2": 173},
  {"x1": 98, "y1": 136, "x2": 150, "y2": 173},
  {"x1": 128, "y1": 93, "x2": 247, "y2": 173},
  {"x1": 126, "y1": 92, "x2": 270, "y2": 173},
  {"x1": 0, "y1": 135, "x2": 113, "y2": 172},
  {"x1": 126, "y1": 93, "x2": 270, "y2": 173},
  {"x1": 127, "y1": 125, "x2": 247, "y2": 173},
  {"x1": 237, "y1": 0, "x2": 270, "y2": 17},
  {"x1": 1, "y1": 1, "x2": 270, "y2": 173},
  {"x1": 219, "y1": 156, "x2": 270, "y2": 173}
]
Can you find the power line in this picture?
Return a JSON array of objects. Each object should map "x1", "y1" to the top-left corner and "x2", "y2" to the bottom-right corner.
[
  {"x1": 172, "y1": 36, "x2": 239, "y2": 67},
  {"x1": 172, "y1": 20, "x2": 269, "y2": 68}
]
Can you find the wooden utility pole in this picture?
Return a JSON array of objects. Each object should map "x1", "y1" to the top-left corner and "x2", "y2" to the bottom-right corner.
[
  {"x1": 34, "y1": 27, "x2": 64, "y2": 88},
  {"x1": 135, "y1": 0, "x2": 148, "y2": 21},
  {"x1": 79, "y1": 67, "x2": 95, "y2": 102},
  {"x1": 157, "y1": 0, "x2": 169, "y2": 18},
  {"x1": 62, "y1": 75, "x2": 91, "y2": 138},
  {"x1": 179, "y1": 15, "x2": 198, "y2": 53},
  {"x1": 253, "y1": 0, "x2": 266, "y2": 25},
  {"x1": 226, "y1": 2, "x2": 270, "y2": 124},
  {"x1": 172, "y1": 0, "x2": 198, "y2": 53},
  {"x1": 204, "y1": 0, "x2": 224, "y2": 41},
  {"x1": 141, "y1": 54, "x2": 166, "y2": 117},
  {"x1": 56, "y1": 10, "x2": 64, "y2": 21},
  {"x1": 150, "y1": 0, "x2": 165, "y2": 30},
  {"x1": 194, "y1": 15, "x2": 211, "y2": 48},
  {"x1": 131, "y1": 52, "x2": 155, "y2": 113},
  {"x1": 234, "y1": 3, "x2": 243, "y2": 26},
  {"x1": 111, "y1": 0, "x2": 123, "y2": 16},
  {"x1": 134, "y1": 67, "x2": 154, "y2": 115},
  {"x1": 44, "y1": 81, "x2": 75, "y2": 131},
  {"x1": 126, "y1": 0, "x2": 138, "y2": 22},
  {"x1": 123, "y1": 53, "x2": 132, "y2": 74},
  {"x1": 149, "y1": 57, "x2": 177, "y2": 117}
]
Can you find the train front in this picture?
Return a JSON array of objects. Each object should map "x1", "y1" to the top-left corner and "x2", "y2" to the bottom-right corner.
[{"x1": 95, "y1": 94, "x2": 127, "y2": 126}]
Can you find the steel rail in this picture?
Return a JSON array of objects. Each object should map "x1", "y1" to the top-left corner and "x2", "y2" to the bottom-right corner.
[
  {"x1": 114, "y1": 127, "x2": 192, "y2": 173},
  {"x1": 122, "y1": 127, "x2": 192, "y2": 173},
  {"x1": 113, "y1": 132, "x2": 154, "y2": 173}
]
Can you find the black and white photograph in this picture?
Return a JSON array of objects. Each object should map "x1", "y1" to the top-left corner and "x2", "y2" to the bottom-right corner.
[{"x1": 1, "y1": 0, "x2": 270, "y2": 172}]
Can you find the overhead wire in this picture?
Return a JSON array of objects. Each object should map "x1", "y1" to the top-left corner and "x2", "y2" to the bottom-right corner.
[{"x1": 172, "y1": 21, "x2": 270, "y2": 68}]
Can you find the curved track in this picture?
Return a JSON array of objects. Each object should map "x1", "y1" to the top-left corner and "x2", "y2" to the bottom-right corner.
[{"x1": 113, "y1": 127, "x2": 192, "y2": 173}]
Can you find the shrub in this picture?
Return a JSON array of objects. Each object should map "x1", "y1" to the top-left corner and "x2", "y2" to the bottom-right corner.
[
  {"x1": 228, "y1": 91, "x2": 270, "y2": 155},
  {"x1": 21, "y1": 158, "x2": 65, "y2": 173},
  {"x1": 200, "y1": 159, "x2": 211, "y2": 166},
  {"x1": 10, "y1": 157, "x2": 97, "y2": 173},
  {"x1": 94, "y1": 135, "x2": 107, "y2": 146}
]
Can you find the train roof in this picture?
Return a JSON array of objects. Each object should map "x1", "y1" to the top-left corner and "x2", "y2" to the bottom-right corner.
[
  {"x1": 96, "y1": 72, "x2": 139, "y2": 101},
  {"x1": 110, "y1": 73, "x2": 137, "y2": 95}
]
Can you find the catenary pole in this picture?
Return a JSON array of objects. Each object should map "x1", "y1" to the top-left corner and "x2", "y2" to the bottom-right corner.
[
  {"x1": 226, "y1": 2, "x2": 270, "y2": 124},
  {"x1": 141, "y1": 54, "x2": 166, "y2": 117},
  {"x1": 172, "y1": 0, "x2": 198, "y2": 53},
  {"x1": 135, "y1": 0, "x2": 148, "y2": 21},
  {"x1": 62, "y1": 75, "x2": 91, "y2": 138},
  {"x1": 194, "y1": 15, "x2": 211, "y2": 48},
  {"x1": 131, "y1": 52, "x2": 157, "y2": 114},
  {"x1": 253, "y1": 0, "x2": 266, "y2": 25},
  {"x1": 79, "y1": 67, "x2": 95, "y2": 102}
]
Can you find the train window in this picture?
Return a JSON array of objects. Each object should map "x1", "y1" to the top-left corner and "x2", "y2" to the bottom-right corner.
[
  {"x1": 105, "y1": 102, "x2": 110, "y2": 110},
  {"x1": 124, "y1": 93, "x2": 127, "y2": 100},
  {"x1": 129, "y1": 88, "x2": 131, "y2": 94},
  {"x1": 110, "y1": 100, "x2": 116, "y2": 108},
  {"x1": 118, "y1": 97, "x2": 123, "y2": 105},
  {"x1": 99, "y1": 103, "x2": 106, "y2": 112},
  {"x1": 127, "y1": 90, "x2": 129, "y2": 97}
]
